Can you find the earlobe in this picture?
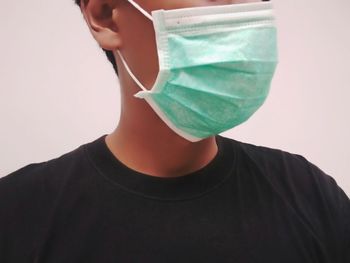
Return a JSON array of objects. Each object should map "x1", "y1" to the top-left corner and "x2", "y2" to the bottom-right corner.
[{"x1": 81, "y1": 0, "x2": 122, "y2": 51}]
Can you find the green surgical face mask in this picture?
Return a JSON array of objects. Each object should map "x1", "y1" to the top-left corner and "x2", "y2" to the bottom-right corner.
[{"x1": 117, "y1": 0, "x2": 279, "y2": 142}]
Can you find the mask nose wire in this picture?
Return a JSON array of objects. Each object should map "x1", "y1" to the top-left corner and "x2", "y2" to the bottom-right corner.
[{"x1": 126, "y1": 0, "x2": 153, "y2": 21}]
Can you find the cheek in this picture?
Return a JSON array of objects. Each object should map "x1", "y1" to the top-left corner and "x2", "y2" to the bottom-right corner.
[{"x1": 118, "y1": 8, "x2": 159, "y2": 87}]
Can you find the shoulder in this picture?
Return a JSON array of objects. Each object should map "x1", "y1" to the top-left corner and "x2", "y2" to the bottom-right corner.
[
  {"x1": 224, "y1": 136, "x2": 335, "y2": 191},
  {"x1": 239, "y1": 139, "x2": 347, "y2": 200},
  {"x1": 229, "y1": 137, "x2": 349, "y2": 209},
  {"x1": 224, "y1": 136, "x2": 350, "y2": 258},
  {"x1": 234, "y1": 137, "x2": 310, "y2": 173},
  {"x1": 1, "y1": 143, "x2": 85, "y2": 193},
  {"x1": 0, "y1": 142, "x2": 91, "y2": 217},
  {"x1": 0, "y1": 142, "x2": 96, "y2": 261}
]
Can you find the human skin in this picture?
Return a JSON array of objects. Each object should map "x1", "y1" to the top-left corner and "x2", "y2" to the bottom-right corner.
[{"x1": 80, "y1": 0, "x2": 261, "y2": 178}]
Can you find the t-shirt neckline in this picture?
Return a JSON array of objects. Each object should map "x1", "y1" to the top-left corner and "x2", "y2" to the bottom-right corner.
[{"x1": 84, "y1": 134, "x2": 236, "y2": 201}]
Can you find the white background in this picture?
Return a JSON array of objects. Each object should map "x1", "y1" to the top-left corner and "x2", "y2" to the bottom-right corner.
[{"x1": 1, "y1": 0, "x2": 349, "y2": 196}]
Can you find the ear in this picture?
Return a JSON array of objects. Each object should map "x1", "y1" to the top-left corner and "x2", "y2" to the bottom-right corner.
[{"x1": 80, "y1": 0, "x2": 121, "y2": 50}]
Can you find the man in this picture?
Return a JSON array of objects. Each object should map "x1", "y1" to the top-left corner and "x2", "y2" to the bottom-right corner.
[{"x1": 0, "y1": 0, "x2": 349, "y2": 262}]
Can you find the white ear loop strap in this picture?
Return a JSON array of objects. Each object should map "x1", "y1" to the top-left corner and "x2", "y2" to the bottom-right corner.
[
  {"x1": 116, "y1": 1, "x2": 153, "y2": 94},
  {"x1": 126, "y1": 0, "x2": 153, "y2": 21},
  {"x1": 116, "y1": 50, "x2": 148, "y2": 92}
]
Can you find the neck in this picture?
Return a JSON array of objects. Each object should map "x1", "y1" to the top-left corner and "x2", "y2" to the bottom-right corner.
[
  {"x1": 106, "y1": 124, "x2": 217, "y2": 178},
  {"x1": 105, "y1": 71, "x2": 218, "y2": 178}
]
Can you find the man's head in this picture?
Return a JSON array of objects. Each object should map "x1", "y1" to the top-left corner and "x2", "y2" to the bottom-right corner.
[
  {"x1": 74, "y1": 0, "x2": 272, "y2": 144},
  {"x1": 74, "y1": 0, "x2": 268, "y2": 81}
]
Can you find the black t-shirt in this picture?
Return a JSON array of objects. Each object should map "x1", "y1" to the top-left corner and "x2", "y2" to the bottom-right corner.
[{"x1": 0, "y1": 135, "x2": 349, "y2": 263}]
